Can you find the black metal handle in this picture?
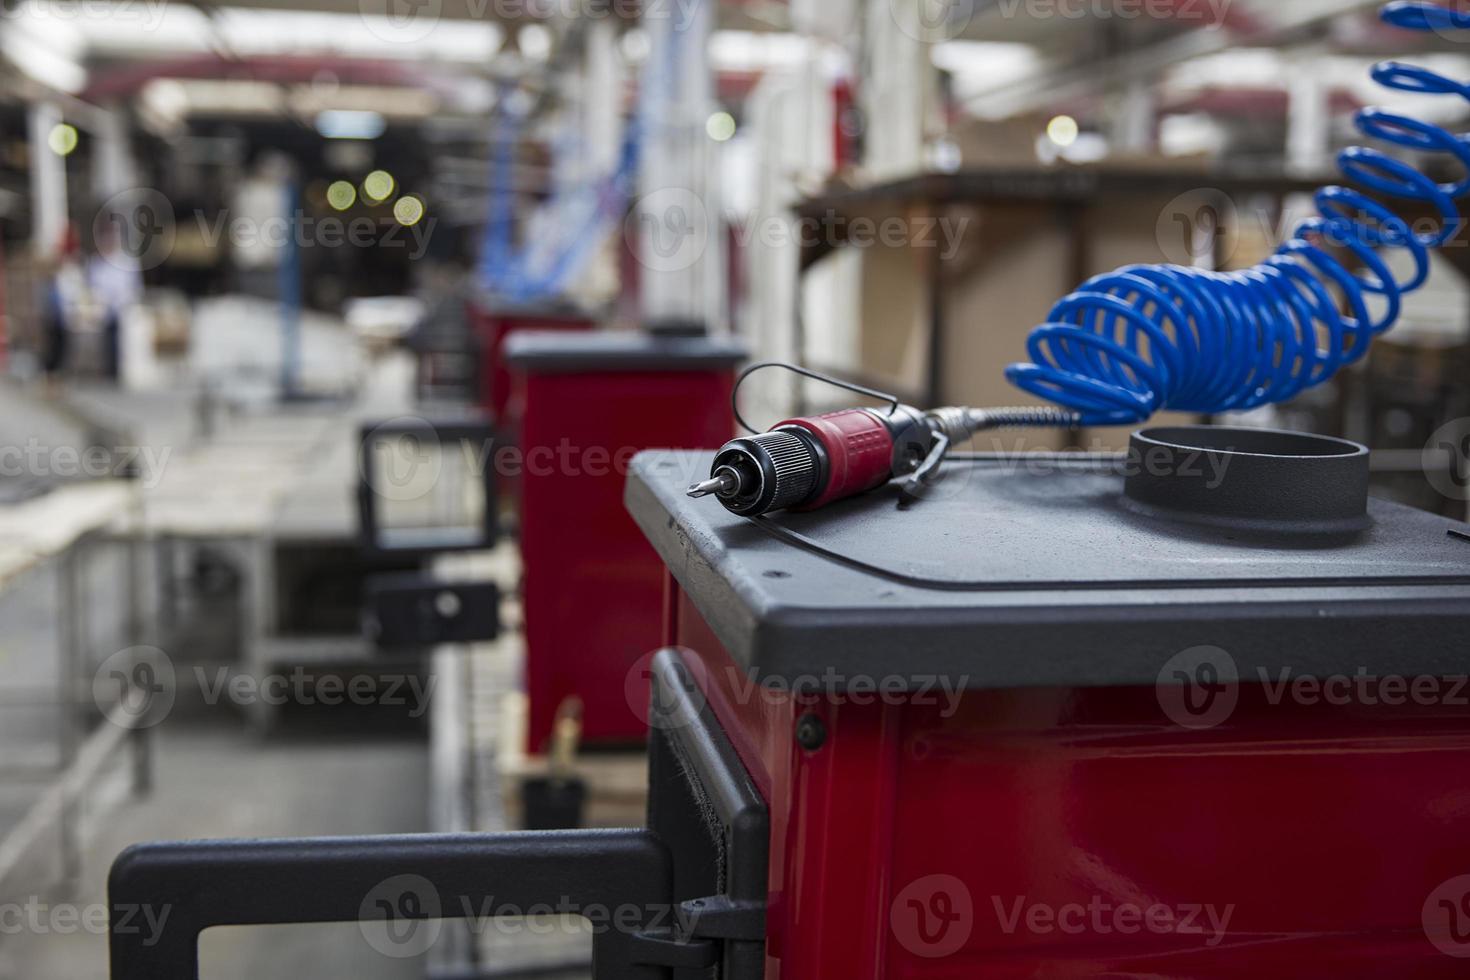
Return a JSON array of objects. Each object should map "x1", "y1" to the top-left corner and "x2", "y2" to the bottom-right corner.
[{"x1": 109, "y1": 829, "x2": 681, "y2": 980}]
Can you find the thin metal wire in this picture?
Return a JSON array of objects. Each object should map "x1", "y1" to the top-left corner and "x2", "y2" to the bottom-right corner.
[{"x1": 731, "y1": 361, "x2": 901, "y2": 435}]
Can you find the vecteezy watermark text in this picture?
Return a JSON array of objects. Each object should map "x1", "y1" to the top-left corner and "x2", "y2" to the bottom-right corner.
[
  {"x1": 94, "y1": 189, "x2": 437, "y2": 272},
  {"x1": 1, "y1": 0, "x2": 169, "y2": 30},
  {"x1": 1425, "y1": 875, "x2": 1470, "y2": 958},
  {"x1": 193, "y1": 211, "x2": 435, "y2": 261},
  {"x1": 93, "y1": 646, "x2": 435, "y2": 730},
  {"x1": 992, "y1": 895, "x2": 1235, "y2": 947},
  {"x1": 0, "y1": 440, "x2": 170, "y2": 489},
  {"x1": 992, "y1": 0, "x2": 1231, "y2": 24},
  {"x1": 193, "y1": 666, "x2": 436, "y2": 717},
  {"x1": 629, "y1": 189, "x2": 970, "y2": 274},
  {"x1": 722, "y1": 667, "x2": 968, "y2": 718},
  {"x1": 0, "y1": 899, "x2": 171, "y2": 947},
  {"x1": 358, "y1": 873, "x2": 697, "y2": 959},
  {"x1": 1157, "y1": 645, "x2": 1470, "y2": 730},
  {"x1": 625, "y1": 648, "x2": 970, "y2": 733}
]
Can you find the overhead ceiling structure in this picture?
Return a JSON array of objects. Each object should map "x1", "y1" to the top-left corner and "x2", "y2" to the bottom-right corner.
[
  {"x1": 0, "y1": 0, "x2": 789, "y2": 100},
  {"x1": 4, "y1": 2, "x2": 510, "y2": 98},
  {"x1": 7, "y1": 0, "x2": 1466, "y2": 175},
  {"x1": 951, "y1": 0, "x2": 1398, "y2": 119}
]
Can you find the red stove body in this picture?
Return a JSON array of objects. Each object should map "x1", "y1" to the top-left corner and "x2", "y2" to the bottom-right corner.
[
  {"x1": 508, "y1": 332, "x2": 743, "y2": 751},
  {"x1": 468, "y1": 297, "x2": 595, "y2": 424},
  {"x1": 627, "y1": 444, "x2": 1470, "y2": 979}
]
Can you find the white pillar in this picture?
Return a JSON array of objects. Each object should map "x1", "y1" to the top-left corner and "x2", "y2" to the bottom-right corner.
[
  {"x1": 580, "y1": 18, "x2": 622, "y2": 304},
  {"x1": 636, "y1": 0, "x2": 725, "y2": 332},
  {"x1": 28, "y1": 103, "x2": 67, "y2": 257},
  {"x1": 1113, "y1": 79, "x2": 1156, "y2": 156},
  {"x1": 1286, "y1": 57, "x2": 1330, "y2": 176},
  {"x1": 585, "y1": 20, "x2": 621, "y2": 174},
  {"x1": 91, "y1": 104, "x2": 138, "y2": 200},
  {"x1": 1281, "y1": 53, "x2": 1331, "y2": 250},
  {"x1": 862, "y1": 0, "x2": 927, "y2": 180}
]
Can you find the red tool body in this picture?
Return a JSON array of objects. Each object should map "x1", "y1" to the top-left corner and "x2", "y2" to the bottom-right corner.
[
  {"x1": 689, "y1": 365, "x2": 1079, "y2": 517},
  {"x1": 777, "y1": 409, "x2": 903, "y2": 508},
  {"x1": 687, "y1": 404, "x2": 933, "y2": 516}
]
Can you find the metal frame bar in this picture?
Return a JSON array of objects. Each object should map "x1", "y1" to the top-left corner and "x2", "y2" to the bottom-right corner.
[
  {"x1": 0, "y1": 523, "x2": 154, "y2": 894},
  {"x1": 108, "y1": 830, "x2": 678, "y2": 980}
]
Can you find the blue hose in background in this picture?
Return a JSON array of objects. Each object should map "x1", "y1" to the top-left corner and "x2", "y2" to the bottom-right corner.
[{"x1": 1006, "y1": 2, "x2": 1470, "y2": 426}]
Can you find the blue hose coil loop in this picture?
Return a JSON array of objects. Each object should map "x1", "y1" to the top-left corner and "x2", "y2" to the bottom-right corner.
[{"x1": 1005, "y1": 2, "x2": 1470, "y2": 426}]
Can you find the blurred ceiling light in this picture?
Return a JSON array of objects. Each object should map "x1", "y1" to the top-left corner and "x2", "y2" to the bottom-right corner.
[
  {"x1": 140, "y1": 78, "x2": 436, "y2": 126},
  {"x1": 1046, "y1": 115, "x2": 1080, "y2": 147},
  {"x1": 1036, "y1": 130, "x2": 1108, "y2": 166},
  {"x1": 59, "y1": 7, "x2": 501, "y2": 64},
  {"x1": 1, "y1": 19, "x2": 87, "y2": 93},
  {"x1": 709, "y1": 30, "x2": 820, "y2": 72},
  {"x1": 392, "y1": 195, "x2": 426, "y2": 227},
  {"x1": 1167, "y1": 48, "x2": 1286, "y2": 93},
  {"x1": 933, "y1": 41, "x2": 1042, "y2": 109},
  {"x1": 290, "y1": 85, "x2": 438, "y2": 119},
  {"x1": 363, "y1": 170, "x2": 396, "y2": 203},
  {"x1": 1159, "y1": 113, "x2": 1228, "y2": 158},
  {"x1": 1060, "y1": 133, "x2": 1109, "y2": 164},
  {"x1": 140, "y1": 78, "x2": 285, "y2": 119},
  {"x1": 705, "y1": 111, "x2": 736, "y2": 142},
  {"x1": 932, "y1": 40, "x2": 1040, "y2": 77},
  {"x1": 927, "y1": 138, "x2": 963, "y2": 173},
  {"x1": 142, "y1": 79, "x2": 190, "y2": 122},
  {"x1": 47, "y1": 123, "x2": 79, "y2": 157},
  {"x1": 327, "y1": 180, "x2": 358, "y2": 211},
  {"x1": 518, "y1": 24, "x2": 551, "y2": 62},
  {"x1": 619, "y1": 28, "x2": 650, "y2": 63},
  {"x1": 315, "y1": 110, "x2": 387, "y2": 140}
]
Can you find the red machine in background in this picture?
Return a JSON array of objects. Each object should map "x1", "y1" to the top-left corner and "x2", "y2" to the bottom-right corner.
[
  {"x1": 468, "y1": 296, "x2": 596, "y2": 427},
  {"x1": 507, "y1": 330, "x2": 743, "y2": 750}
]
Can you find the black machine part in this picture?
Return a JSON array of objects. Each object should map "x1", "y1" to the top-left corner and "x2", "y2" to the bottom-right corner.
[
  {"x1": 357, "y1": 416, "x2": 499, "y2": 556},
  {"x1": 108, "y1": 650, "x2": 768, "y2": 980},
  {"x1": 646, "y1": 648, "x2": 768, "y2": 980},
  {"x1": 1124, "y1": 426, "x2": 1370, "y2": 529},
  {"x1": 364, "y1": 574, "x2": 501, "y2": 649},
  {"x1": 625, "y1": 440, "x2": 1470, "y2": 692},
  {"x1": 109, "y1": 830, "x2": 683, "y2": 980},
  {"x1": 697, "y1": 429, "x2": 824, "y2": 517}
]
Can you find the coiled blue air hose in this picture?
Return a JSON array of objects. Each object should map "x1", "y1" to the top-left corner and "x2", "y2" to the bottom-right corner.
[{"x1": 1005, "y1": 2, "x2": 1470, "y2": 426}]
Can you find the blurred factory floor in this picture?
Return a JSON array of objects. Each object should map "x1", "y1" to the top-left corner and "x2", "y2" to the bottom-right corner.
[
  {"x1": 0, "y1": 297, "x2": 434, "y2": 979},
  {"x1": 0, "y1": 713, "x2": 430, "y2": 980}
]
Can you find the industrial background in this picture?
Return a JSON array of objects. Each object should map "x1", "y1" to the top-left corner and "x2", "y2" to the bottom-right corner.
[{"x1": 1, "y1": 0, "x2": 1469, "y2": 977}]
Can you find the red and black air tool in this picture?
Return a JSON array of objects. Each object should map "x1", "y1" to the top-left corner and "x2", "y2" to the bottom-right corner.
[{"x1": 688, "y1": 363, "x2": 1078, "y2": 517}]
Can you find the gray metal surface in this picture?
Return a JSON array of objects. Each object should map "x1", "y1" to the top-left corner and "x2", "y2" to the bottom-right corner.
[
  {"x1": 505, "y1": 330, "x2": 746, "y2": 373},
  {"x1": 625, "y1": 450, "x2": 1470, "y2": 690}
]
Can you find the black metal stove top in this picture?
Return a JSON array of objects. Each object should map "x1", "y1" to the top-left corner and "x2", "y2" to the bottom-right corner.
[{"x1": 625, "y1": 450, "x2": 1470, "y2": 690}]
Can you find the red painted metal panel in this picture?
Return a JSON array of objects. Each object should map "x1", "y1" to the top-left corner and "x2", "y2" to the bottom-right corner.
[
  {"x1": 671, "y1": 584, "x2": 791, "y2": 802},
  {"x1": 671, "y1": 596, "x2": 1470, "y2": 977},
  {"x1": 466, "y1": 300, "x2": 594, "y2": 423},
  {"x1": 520, "y1": 368, "x2": 735, "y2": 750}
]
